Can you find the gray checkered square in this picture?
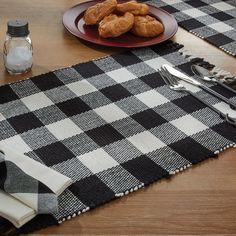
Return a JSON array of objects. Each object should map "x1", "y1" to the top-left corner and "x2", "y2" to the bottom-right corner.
[
  {"x1": 10, "y1": 80, "x2": 41, "y2": 98},
  {"x1": 132, "y1": 47, "x2": 158, "y2": 61},
  {"x1": 126, "y1": 62, "x2": 156, "y2": 78},
  {"x1": 224, "y1": 31, "x2": 236, "y2": 43},
  {"x1": 153, "y1": 102, "x2": 187, "y2": 121},
  {"x1": 227, "y1": 0, "x2": 236, "y2": 7},
  {"x1": 156, "y1": 85, "x2": 186, "y2": 101},
  {"x1": 196, "y1": 90, "x2": 221, "y2": 105},
  {"x1": 62, "y1": 133, "x2": 99, "y2": 156},
  {"x1": 173, "y1": 11, "x2": 192, "y2": 21},
  {"x1": 199, "y1": 5, "x2": 221, "y2": 14},
  {"x1": 52, "y1": 157, "x2": 93, "y2": 182},
  {"x1": 34, "y1": 105, "x2": 67, "y2": 125},
  {"x1": 172, "y1": 2, "x2": 195, "y2": 11},
  {"x1": 0, "y1": 100, "x2": 30, "y2": 119},
  {"x1": 191, "y1": 129, "x2": 231, "y2": 151},
  {"x1": 115, "y1": 96, "x2": 149, "y2": 116},
  {"x1": 93, "y1": 56, "x2": 122, "y2": 72},
  {"x1": 71, "y1": 110, "x2": 106, "y2": 132},
  {"x1": 87, "y1": 74, "x2": 117, "y2": 90},
  {"x1": 150, "y1": 123, "x2": 187, "y2": 145},
  {"x1": 97, "y1": 165, "x2": 141, "y2": 193},
  {"x1": 24, "y1": 151, "x2": 44, "y2": 164},
  {"x1": 122, "y1": 78, "x2": 152, "y2": 95},
  {"x1": 54, "y1": 189, "x2": 87, "y2": 220},
  {"x1": 0, "y1": 120, "x2": 18, "y2": 139},
  {"x1": 111, "y1": 117, "x2": 146, "y2": 138},
  {"x1": 103, "y1": 139, "x2": 143, "y2": 164},
  {"x1": 21, "y1": 127, "x2": 58, "y2": 149},
  {"x1": 226, "y1": 9, "x2": 236, "y2": 17},
  {"x1": 196, "y1": 15, "x2": 219, "y2": 25},
  {"x1": 221, "y1": 42, "x2": 236, "y2": 54},
  {"x1": 44, "y1": 86, "x2": 77, "y2": 103},
  {"x1": 147, "y1": 146, "x2": 191, "y2": 173},
  {"x1": 193, "y1": 26, "x2": 219, "y2": 38},
  {"x1": 191, "y1": 107, "x2": 223, "y2": 127},
  {"x1": 54, "y1": 67, "x2": 83, "y2": 84},
  {"x1": 80, "y1": 91, "x2": 111, "y2": 109},
  {"x1": 162, "y1": 52, "x2": 188, "y2": 66},
  {"x1": 225, "y1": 19, "x2": 236, "y2": 30}
]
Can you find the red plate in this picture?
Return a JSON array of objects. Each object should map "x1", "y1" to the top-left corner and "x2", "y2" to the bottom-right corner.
[{"x1": 63, "y1": 0, "x2": 178, "y2": 48}]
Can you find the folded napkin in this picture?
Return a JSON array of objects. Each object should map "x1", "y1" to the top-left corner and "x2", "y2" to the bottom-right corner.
[{"x1": 0, "y1": 145, "x2": 72, "y2": 228}]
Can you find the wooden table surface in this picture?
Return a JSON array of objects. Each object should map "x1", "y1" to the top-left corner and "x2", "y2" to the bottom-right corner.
[{"x1": 0, "y1": 1, "x2": 236, "y2": 235}]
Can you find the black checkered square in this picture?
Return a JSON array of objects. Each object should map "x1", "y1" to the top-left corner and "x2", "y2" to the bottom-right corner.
[
  {"x1": 122, "y1": 155, "x2": 169, "y2": 184},
  {"x1": 31, "y1": 72, "x2": 64, "y2": 91},
  {"x1": 100, "y1": 84, "x2": 132, "y2": 102},
  {"x1": 34, "y1": 142, "x2": 75, "y2": 166},
  {"x1": 73, "y1": 61, "x2": 104, "y2": 78},
  {"x1": 0, "y1": 86, "x2": 19, "y2": 104},
  {"x1": 131, "y1": 109, "x2": 167, "y2": 129},
  {"x1": 56, "y1": 97, "x2": 91, "y2": 117},
  {"x1": 86, "y1": 124, "x2": 124, "y2": 147},
  {"x1": 7, "y1": 112, "x2": 44, "y2": 134},
  {"x1": 112, "y1": 51, "x2": 142, "y2": 66}
]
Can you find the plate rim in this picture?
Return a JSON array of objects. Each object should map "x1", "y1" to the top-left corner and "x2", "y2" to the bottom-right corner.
[{"x1": 63, "y1": 0, "x2": 178, "y2": 48}]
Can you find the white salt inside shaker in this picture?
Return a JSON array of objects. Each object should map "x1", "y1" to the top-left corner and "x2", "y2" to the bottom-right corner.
[{"x1": 5, "y1": 47, "x2": 33, "y2": 73}]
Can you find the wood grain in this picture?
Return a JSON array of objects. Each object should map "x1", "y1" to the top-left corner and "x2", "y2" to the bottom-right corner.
[{"x1": 0, "y1": 1, "x2": 236, "y2": 235}]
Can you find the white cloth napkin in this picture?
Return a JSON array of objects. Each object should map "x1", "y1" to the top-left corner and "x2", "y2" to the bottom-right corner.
[{"x1": 0, "y1": 145, "x2": 72, "y2": 228}]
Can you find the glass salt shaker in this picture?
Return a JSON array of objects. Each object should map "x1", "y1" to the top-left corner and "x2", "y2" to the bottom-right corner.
[{"x1": 3, "y1": 19, "x2": 33, "y2": 75}]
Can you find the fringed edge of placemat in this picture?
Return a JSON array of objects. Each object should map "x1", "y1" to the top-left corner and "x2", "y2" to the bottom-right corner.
[{"x1": 1, "y1": 40, "x2": 236, "y2": 236}]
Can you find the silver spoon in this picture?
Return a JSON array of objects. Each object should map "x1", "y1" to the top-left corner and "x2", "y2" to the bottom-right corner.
[{"x1": 191, "y1": 65, "x2": 236, "y2": 95}]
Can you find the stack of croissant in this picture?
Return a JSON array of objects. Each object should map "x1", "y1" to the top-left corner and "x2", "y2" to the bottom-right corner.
[{"x1": 83, "y1": 0, "x2": 164, "y2": 38}]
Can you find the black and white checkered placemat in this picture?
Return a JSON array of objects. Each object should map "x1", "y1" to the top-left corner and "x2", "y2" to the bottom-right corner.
[
  {"x1": 146, "y1": 0, "x2": 236, "y2": 56},
  {"x1": 0, "y1": 42, "x2": 236, "y2": 232}
]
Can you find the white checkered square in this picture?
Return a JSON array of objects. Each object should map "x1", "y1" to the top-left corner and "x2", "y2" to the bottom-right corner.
[
  {"x1": 145, "y1": 58, "x2": 173, "y2": 71},
  {"x1": 171, "y1": 114, "x2": 208, "y2": 136},
  {"x1": 183, "y1": 8, "x2": 207, "y2": 17},
  {"x1": 21, "y1": 92, "x2": 53, "y2": 111},
  {"x1": 128, "y1": 131, "x2": 166, "y2": 154},
  {"x1": 208, "y1": 22, "x2": 234, "y2": 33},
  {"x1": 136, "y1": 90, "x2": 169, "y2": 108},
  {"x1": 67, "y1": 80, "x2": 97, "y2": 96},
  {"x1": 46, "y1": 118, "x2": 83, "y2": 140},
  {"x1": 94, "y1": 104, "x2": 128, "y2": 123},
  {"x1": 107, "y1": 68, "x2": 137, "y2": 83},
  {"x1": 211, "y1": 2, "x2": 234, "y2": 11},
  {"x1": 0, "y1": 113, "x2": 5, "y2": 122},
  {"x1": 0, "y1": 135, "x2": 31, "y2": 153},
  {"x1": 213, "y1": 102, "x2": 236, "y2": 118},
  {"x1": 78, "y1": 148, "x2": 119, "y2": 174}
]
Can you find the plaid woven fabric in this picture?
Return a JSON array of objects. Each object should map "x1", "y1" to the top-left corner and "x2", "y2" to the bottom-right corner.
[
  {"x1": 0, "y1": 152, "x2": 58, "y2": 214},
  {"x1": 0, "y1": 42, "x2": 235, "y2": 226},
  {"x1": 146, "y1": 0, "x2": 236, "y2": 56}
]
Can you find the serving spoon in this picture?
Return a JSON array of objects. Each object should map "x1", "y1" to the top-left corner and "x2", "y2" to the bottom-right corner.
[{"x1": 191, "y1": 64, "x2": 236, "y2": 95}]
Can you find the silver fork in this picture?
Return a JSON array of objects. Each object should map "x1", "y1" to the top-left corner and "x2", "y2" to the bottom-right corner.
[{"x1": 159, "y1": 67, "x2": 236, "y2": 127}]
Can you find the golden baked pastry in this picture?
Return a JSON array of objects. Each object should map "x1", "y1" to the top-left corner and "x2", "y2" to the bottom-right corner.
[
  {"x1": 98, "y1": 12, "x2": 134, "y2": 38},
  {"x1": 131, "y1": 15, "x2": 164, "y2": 37},
  {"x1": 83, "y1": 0, "x2": 117, "y2": 25},
  {"x1": 116, "y1": 0, "x2": 149, "y2": 15}
]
